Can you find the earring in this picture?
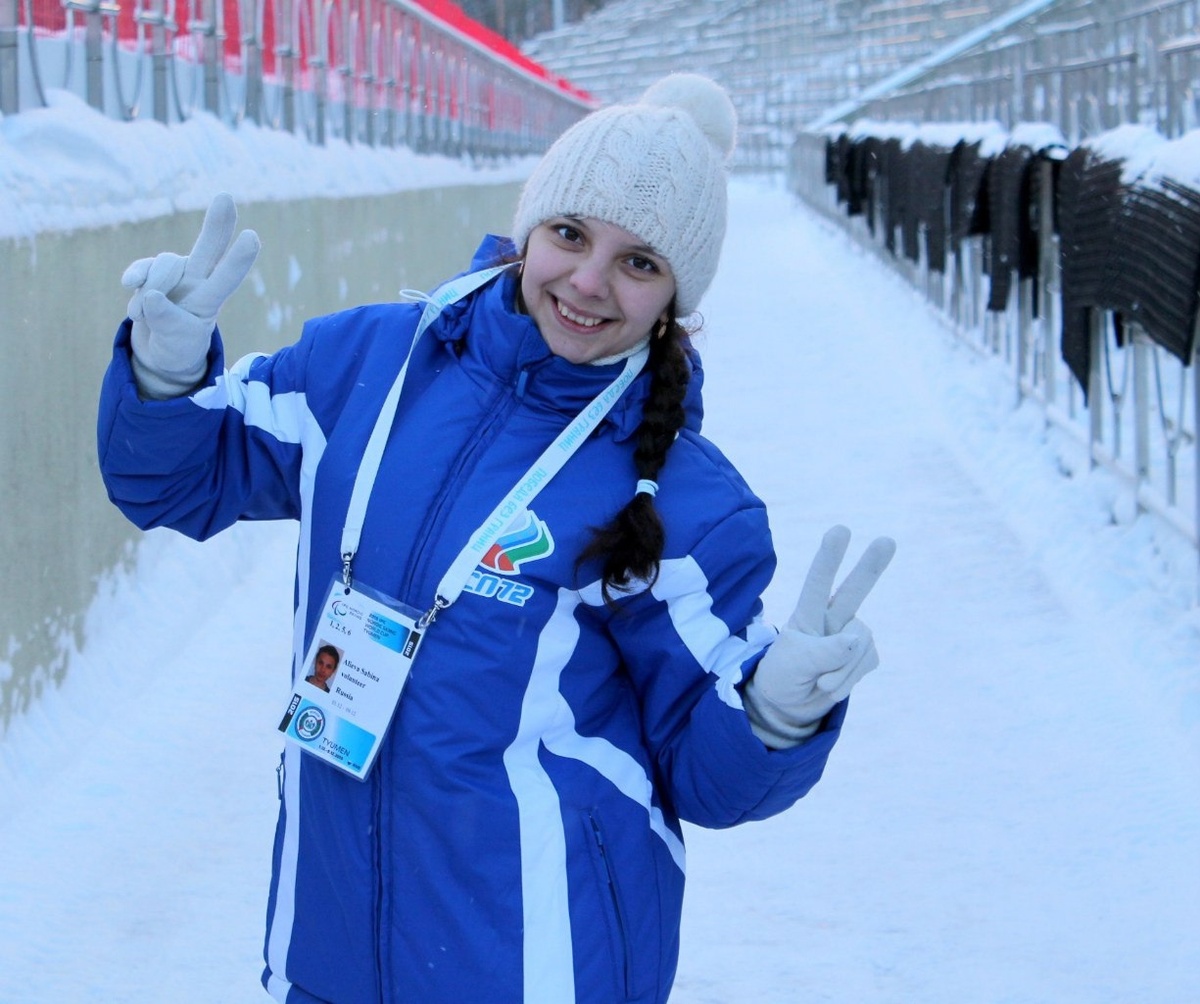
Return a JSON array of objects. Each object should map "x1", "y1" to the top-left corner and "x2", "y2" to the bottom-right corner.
[
  {"x1": 654, "y1": 317, "x2": 669, "y2": 340},
  {"x1": 514, "y1": 261, "x2": 528, "y2": 315}
]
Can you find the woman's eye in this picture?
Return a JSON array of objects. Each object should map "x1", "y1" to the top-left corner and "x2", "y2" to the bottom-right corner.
[
  {"x1": 553, "y1": 224, "x2": 582, "y2": 243},
  {"x1": 627, "y1": 255, "x2": 658, "y2": 274}
]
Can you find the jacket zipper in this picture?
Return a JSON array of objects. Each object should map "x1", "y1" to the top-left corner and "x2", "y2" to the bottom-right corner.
[
  {"x1": 590, "y1": 814, "x2": 633, "y2": 998},
  {"x1": 398, "y1": 379, "x2": 522, "y2": 602},
  {"x1": 378, "y1": 367, "x2": 529, "y2": 998}
]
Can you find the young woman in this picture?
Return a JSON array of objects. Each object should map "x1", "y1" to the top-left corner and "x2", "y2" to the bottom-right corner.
[{"x1": 98, "y1": 74, "x2": 893, "y2": 1004}]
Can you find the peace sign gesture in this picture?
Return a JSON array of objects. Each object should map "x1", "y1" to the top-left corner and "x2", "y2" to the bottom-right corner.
[
  {"x1": 742, "y1": 526, "x2": 896, "y2": 748},
  {"x1": 123, "y1": 193, "x2": 260, "y2": 399}
]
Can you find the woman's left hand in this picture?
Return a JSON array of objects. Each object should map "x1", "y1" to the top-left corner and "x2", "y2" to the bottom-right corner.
[
  {"x1": 742, "y1": 526, "x2": 896, "y2": 748},
  {"x1": 123, "y1": 193, "x2": 260, "y2": 399}
]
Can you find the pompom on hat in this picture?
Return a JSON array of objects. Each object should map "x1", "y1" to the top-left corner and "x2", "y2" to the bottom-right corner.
[{"x1": 511, "y1": 73, "x2": 737, "y2": 316}]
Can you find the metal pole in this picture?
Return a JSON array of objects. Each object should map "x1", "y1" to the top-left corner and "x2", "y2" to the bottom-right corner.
[
  {"x1": 202, "y1": 0, "x2": 219, "y2": 115},
  {"x1": 1131, "y1": 326, "x2": 1151, "y2": 510},
  {"x1": 313, "y1": 0, "x2": 326, "y2": 144},
  {"x1": 0, "y1": 0, "x2": 17, "y2": 114},
  {"x1": 85, "y1": 0, "x2": 104, "y2": 110},
  {"x1": 243, "y1": 0, "x2": 262, "y2": 125},
  {"x1": 279, "y1": 0, "x2": 295, "y2": 132},
  {"x1": 1088, "y1": 308, "x2": 1104, "y2": 469},
  {"x1": 1017, "y1": 277, "x2": 1033, "y2": 405},
  {"x1": 150, "y1": 0, "x2": 169, "y2": 122},
  {"x1": 341, "y1": 3, "x2": 352, "y2": 143},
  {"x1": 1193, "y1": 333, "x2": 1200, "y2": 604},
  {"x1": 1038, "y1": 159, "x2": 1058, "y2": 408},
  {"x1": 357, "y1": 0, "x2": 372, "y2": 145}
]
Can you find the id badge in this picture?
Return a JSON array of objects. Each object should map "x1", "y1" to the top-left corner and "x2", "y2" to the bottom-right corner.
[{"x1": 278, "y1": 578, "x2": 423, "y2": 780}]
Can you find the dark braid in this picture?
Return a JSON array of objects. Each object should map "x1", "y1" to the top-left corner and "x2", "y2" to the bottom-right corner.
[{"x1": 576, "y1": 317, "x2": 692, "y2": 603}]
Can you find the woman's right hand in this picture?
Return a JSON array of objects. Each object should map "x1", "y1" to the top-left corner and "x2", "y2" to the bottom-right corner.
[{"x1": 123, "y1": 193, "x2": 260, "y2": 399}]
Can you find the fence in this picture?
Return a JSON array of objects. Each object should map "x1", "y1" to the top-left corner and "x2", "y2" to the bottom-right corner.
[
  {"x1": 0, "y1": 0, "x2": 593, "y2": 157},
  {"x1": 789, "y1": 121, "x2": 1200, "y2": 600}
]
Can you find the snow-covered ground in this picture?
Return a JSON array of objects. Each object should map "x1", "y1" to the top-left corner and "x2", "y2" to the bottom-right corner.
[{"x1": 1, "y1": 93, "x2": 1199, "y2": 1003}]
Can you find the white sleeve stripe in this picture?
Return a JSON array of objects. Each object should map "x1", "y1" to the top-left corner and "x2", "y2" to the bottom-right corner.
[
  {"x1": 190, "y1": 355, "x2": 310, "y2": 447},
  {"x1": 652, "y1": 555, "x2": 763, "y2": 709}
]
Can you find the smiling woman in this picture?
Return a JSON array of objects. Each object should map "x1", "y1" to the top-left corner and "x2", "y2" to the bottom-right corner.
[{"x1": 96, "y1": 72, "x2": 893, "y2": 1004}]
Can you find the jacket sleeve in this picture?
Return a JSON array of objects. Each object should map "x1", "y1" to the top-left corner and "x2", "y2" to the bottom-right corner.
[
  {"x1": 97, "y1": 319, "x2": 315, "y2": 540},
  {"x1": 609, "y1": 505, "x2": 847, "y2": 829}
]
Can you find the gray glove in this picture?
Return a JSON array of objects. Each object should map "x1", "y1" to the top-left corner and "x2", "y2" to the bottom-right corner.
[
  {"x1": 123, "y1": 193, "x2": 260, "y2": 399},
  {"x1": 743, "y1": 525, "x2": 896, "y2": 748}
]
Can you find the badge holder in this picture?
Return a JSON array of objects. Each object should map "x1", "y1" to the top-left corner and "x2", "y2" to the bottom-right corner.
[{"x1": 278, "y1": 578, "x2": 423, "y2": 780}]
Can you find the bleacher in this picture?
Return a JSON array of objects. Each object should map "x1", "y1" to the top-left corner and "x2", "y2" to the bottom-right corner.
[{"x1": 522, "y1": 0, "x2": 1026, "y2": 168}]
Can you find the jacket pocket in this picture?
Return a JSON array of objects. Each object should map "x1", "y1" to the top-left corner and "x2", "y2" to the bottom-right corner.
[{"x1": 585, "y1": 811, "x2": 634, "y2": 1000}]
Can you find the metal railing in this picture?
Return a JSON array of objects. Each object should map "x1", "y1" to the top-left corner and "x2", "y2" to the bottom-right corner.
[
  {"x1": 792, "y1": 1, "x2": 1200, "y2": 599},
  {"x1": 789, "y1": 124, "x2": 1200, "y2": 600},
  {"x1": 812, "y1": 0, "x2": 1200, "y2": 145},
  {"x1": 0, "y1": 0, "x2": 594, "y2": 157}
]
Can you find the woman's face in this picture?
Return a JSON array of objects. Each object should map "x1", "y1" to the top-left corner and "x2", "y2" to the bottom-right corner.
[{"x1": 520, "y1": 217, "x2": 676, "y2": 365}]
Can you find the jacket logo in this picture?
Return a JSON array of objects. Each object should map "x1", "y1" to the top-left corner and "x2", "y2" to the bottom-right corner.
[
  {"x1": 466, "y1": 510, "x2": 554, "y2": 609},
  {"x1": 481, "y1": 511, "x2": 555, "y2": 573}
]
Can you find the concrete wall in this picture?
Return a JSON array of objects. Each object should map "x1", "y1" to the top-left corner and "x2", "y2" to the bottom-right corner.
[{"x1": 0, "y1": 181, "x2": 523, "y2": 733}]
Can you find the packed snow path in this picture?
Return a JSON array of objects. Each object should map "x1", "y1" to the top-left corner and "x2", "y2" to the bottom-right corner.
[{"x1": 2, "y1": 180, "x2": 1198, "y2": 1003}]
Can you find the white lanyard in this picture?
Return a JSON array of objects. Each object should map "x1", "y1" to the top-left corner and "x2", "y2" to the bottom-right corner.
[
  {"x1": 337, "y1": 265, "x2": 649, "y2": 627},
  {"x1": 339, "y1": 264, "x2": 509, "y2": 578}
]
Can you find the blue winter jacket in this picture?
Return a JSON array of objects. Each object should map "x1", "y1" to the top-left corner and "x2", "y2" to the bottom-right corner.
[{"x1": 97, "y1": 236, "x2": 846, "y2": 1004}]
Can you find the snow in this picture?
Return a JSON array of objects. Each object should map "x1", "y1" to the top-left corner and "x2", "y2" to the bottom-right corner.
[
  {"x1": 0, "y1": 90, "x2": 538, "y2": 241},
  {"x1": 2, "y1": 93, "x2": 1199, "y2": 1003}
]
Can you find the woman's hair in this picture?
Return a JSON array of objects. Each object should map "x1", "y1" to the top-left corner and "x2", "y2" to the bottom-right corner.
[
  {"x1": 317, "y1": 644, "x2": 340, "y2": 666},
  {"x1": 576, "y1": 313, "x2": 692, "y2": 604}
]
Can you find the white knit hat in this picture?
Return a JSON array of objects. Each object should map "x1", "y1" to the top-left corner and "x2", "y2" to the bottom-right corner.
[{"x1": 512, "y1": 73, "x2": 737, "y2": 316}]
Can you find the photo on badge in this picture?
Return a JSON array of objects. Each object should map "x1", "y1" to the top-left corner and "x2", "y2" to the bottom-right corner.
[{"x1": 304, "y1": 641, "x2": 342, "y2": 693}]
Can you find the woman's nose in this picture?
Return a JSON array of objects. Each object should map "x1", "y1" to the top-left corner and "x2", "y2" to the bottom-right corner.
[{"x1": 570, "y1": 256, "x2": 610, "y2": 299}]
